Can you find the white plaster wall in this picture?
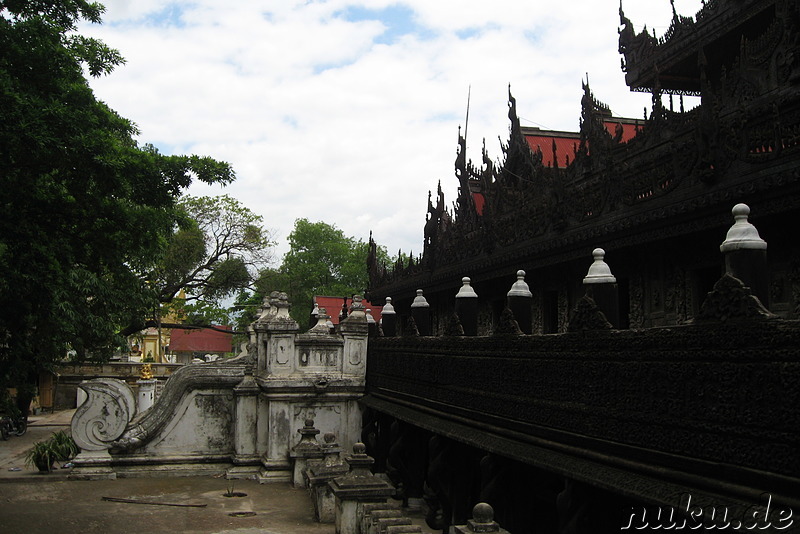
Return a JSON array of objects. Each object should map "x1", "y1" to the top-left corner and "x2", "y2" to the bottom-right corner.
[{"x1": 142, "y1": 390, "x2": 234, "y2": 455}]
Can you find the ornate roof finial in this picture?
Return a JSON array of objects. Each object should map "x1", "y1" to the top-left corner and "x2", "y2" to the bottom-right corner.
[
  {"x1": 456, "y1": 277, "x2": 478, "y2": 298},
  {"x1": 508, "y1": 84, "x2": 517, "y2": 120},
  {"x1": 464, "y1": 84, "x2": 471, "y2": 142},
  {"x1": 583, "y1": 248, "x2": 617, "y2": 284},
  {"x1": 507, "y1": 270, "x2": 532, "y2": 298},
  {"x1": 720, "y1": 204, "x2": 767, "y2": 252},
  {"x1": 411, "y1": 289, "x2": 430, "y2": 308}
]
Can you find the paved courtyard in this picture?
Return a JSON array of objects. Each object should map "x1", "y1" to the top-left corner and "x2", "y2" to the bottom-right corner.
[
  {"x1": 0, "y1": 475, "x2": 334, "y2": 534},
  {"x1": 0, "y1": 410, "x2": 434, "y2": 534},
  {"x1": 0, "y1": 411, "x2": 329, "y2": 533}
]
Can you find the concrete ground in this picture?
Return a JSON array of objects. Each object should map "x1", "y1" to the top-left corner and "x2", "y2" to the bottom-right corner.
[
  {"x1": 0, "y1": 476, "x2": 335, "y2": 534},
  {"x1": 0, "y1": 409, "x2": 76, "y2": 480},
  {"x1": 0, "y1": 410, "x2": 436, "y2": 534}
]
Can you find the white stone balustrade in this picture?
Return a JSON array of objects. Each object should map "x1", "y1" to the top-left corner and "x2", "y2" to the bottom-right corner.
[{"x1": 69, "y1": 292, "x2": 370, "y2": 481}]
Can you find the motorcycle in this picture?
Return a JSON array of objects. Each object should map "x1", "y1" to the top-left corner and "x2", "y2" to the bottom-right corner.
[{"x1": 0, "y1": 411, "x2": 27, "y2": 440}]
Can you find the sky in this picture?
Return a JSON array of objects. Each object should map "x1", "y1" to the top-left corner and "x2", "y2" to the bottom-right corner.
[{"x1": 78, "y1": 0, "x2": 703, "y2": 262}]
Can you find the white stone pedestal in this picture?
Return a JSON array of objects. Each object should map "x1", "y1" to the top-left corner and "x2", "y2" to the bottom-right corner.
[
  {"x1": 136, "y1": 379, "x2": 157, "y2": 413},
  {"x1": 69, "y1": 450, "x2": 117, "y2": 480}
]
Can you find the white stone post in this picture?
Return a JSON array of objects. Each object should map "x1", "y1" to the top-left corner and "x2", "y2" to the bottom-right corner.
[
  {"x1": 290, "y1": 418, "x2": 323, "y2": 488},
  {"x1": 582, "y1": 248, "x2": 619, "y2": 328},
  {"x1": 507, "y1": 270, "x2": 533, "y2": 334},
  {"x1": 262, "y1": 292, "x2": 299, "y2": 376},
  {"x1": 339, "y1": 296, "x2": 369, "y2": 453},
  {"x1": 136, "y1": 379, "x2": 157, "y2": 413},
  {"x1": 340, "y1": 296, "x2": 368, "y2": 377},
  {"x1": 453, "y1": 503, "x2": 511, "y2": 534},
  {"x1": 455, "y1": 277, "x2": 479, "y2": 336},
  {"x1": 306, "y1": 432, "x2": 350, "y2": 522},
  {"x1": 720, "y1": 203, "x2": 769, "y2": 308},
  {"x1": 227, "y1": 373, "x2": 261, "y2": 479},
  {"x1": 381, "y1": 297, "x2": 397, "y2": 336},
  {"x1": 410, "y1": 289, "x2": 431, "y2": 336},
  {"x1": 330, "y1": 443, "x2": 395, "y2": 534}
]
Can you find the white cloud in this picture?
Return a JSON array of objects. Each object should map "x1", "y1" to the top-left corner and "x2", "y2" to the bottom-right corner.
[{"x1": 80, "y1": 0, "x2": 705, "y2": 268}]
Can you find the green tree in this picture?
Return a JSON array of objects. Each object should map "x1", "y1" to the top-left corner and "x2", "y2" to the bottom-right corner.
[
  {"x1": 281, "y1": 219, "x2": 368, "y2": 321},
  {"x1": 0, "y1": 1, "x2": 235, "y2": 394},
  {"x1": 139, "y1": 194, "x2": 274, "y2": 330},
  {"x1": 144, "y1": 195, "x2": 274, "y2": 331},
  {"x1": 265, "y1": 219, "x2": 386, "y2": 325}
]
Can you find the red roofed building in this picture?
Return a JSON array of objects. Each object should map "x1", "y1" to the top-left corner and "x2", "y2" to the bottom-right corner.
[
  {"x1": 312, "y1": 296, "x2": 383, "y2": 326},
  {"x1": 523, "y1": 117, "x2": 642, "y2": 169},
  {"x1": 168, "y1": 326, "x2": 233, "y2": 364},
  {"x1": 463, "y1": 114, "x2": 643, "y2": 216}
]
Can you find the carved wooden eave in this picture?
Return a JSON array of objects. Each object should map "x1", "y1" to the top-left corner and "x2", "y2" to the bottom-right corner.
[
  {"x1": 619, "y1": 0, "x2": 794, "y2": 95},
  {"x1": 368, "y1": 1, "x2": 800, "y2": 303},
  {"x1": 367, "y1": 80, "x2": 800, "y2": 303}
]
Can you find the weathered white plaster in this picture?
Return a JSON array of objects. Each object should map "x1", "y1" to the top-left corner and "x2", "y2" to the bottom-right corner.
[
  {"x1": 136, "y1": 379, "x2": 157, "y2": 413},
  {"x1": 71, "y1": 378, "x2": 136, "y2": 451},
  {"x1": 69, "y1": 292, "x2": 369, "y2": 481}
]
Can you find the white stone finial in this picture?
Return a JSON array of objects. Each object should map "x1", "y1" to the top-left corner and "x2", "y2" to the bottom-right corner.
[
  {"x1": 456, "y1": 277, "x2": 478, "y2": 298},
  {"x1": 275, "y1": 292, "x2": 291, "y2": 318},
  {"x1": 720, "y1": 203, "x2": 767, "y2": 252},
  {"x1": 382, "y1": 297, "x2": 396, "y2": 314},
  {"x1": 309, "y1": 307, "x2": 331, "y2": 334},
  {"x1": 365, "y1": 309, "x2": 376, "y2": 324},
  {"x1": 349, "y1": 295, "x2": 365, "y2": 313},
  {"x1": 507, "y1": 270, "x2": 532, "y2": 298},
  {"x1": 257, "y1": 293, "x2": 273, "y2": 320},
  {"x1": 411, "y1": 289, "x2": 430, "y2": 308},
  {"x1": 467, "y1": 502, "x2": 501, "y2": 532},
  {"x1": 583, "y1": 248, "x2": 616, "y2": 284}
]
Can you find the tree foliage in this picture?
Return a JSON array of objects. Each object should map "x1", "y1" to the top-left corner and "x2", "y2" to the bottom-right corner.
[
  {"x1": 143, "y1": 195, "x2": 274, "y2": 330},
  {"x1": 0, "y1": 1, "x2": 236, "y2": 384},
  {"x1": 150, "y1": 195, "x2": 273, "y2": 305},
  {"x1": 282, "y1": 219, "x2": 370, "y2": 299}
]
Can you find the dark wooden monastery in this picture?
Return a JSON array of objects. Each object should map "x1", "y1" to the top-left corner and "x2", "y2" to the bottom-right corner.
[
  {"x1": 360, "y1": 1, "x2": 800, "y2": 532},
  {"x1": 368, "y1": 0, "x2": 800, "y2": 333}
]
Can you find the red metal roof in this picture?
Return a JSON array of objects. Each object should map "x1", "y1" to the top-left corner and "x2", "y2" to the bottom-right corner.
[
  {"x1": 169, "y1": 326, "x2": 233, "y2": 354},
  {"x1": 472, "y1": 193, "x2": 486, "y2": 216},
  {"x1": 604, "y1": 119, "x2": 641, "y2": 143},
  {"x1": 524, "y1": 132, "x2": 580, "y2": 168},
  {"x1": 522, "y1": 119, "x2": 642, "y2": 169},
  {"x1": 313, "y1": 296, "x2": 383, "y2": 325}
]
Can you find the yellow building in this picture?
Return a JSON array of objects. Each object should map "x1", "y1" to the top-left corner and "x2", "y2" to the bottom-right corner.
[{"x1": 128, "y1": 291, "x2": 185, "y2": 363}]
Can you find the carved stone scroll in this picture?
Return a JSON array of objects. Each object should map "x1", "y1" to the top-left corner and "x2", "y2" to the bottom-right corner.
[{"x1": 71, "y1": 378, "x2": 136, "y2": 451}]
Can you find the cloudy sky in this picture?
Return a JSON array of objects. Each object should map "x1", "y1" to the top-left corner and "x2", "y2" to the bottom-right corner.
[{"x1": 79, "y1": 0, "x2": 702, "y2": 261}]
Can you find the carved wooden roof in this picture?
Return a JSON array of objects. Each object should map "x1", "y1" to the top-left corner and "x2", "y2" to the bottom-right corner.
[
  {"x1": 619, "y1": 0, "x2": 795, "y2": 95},
  {"x1": 367, "y1": 2, "x2": 800, "y2": 302}
]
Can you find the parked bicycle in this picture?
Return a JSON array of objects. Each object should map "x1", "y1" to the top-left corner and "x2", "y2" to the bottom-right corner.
[{"x1": 0, "y1": 407, "x2": 27, "y2": 440}]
